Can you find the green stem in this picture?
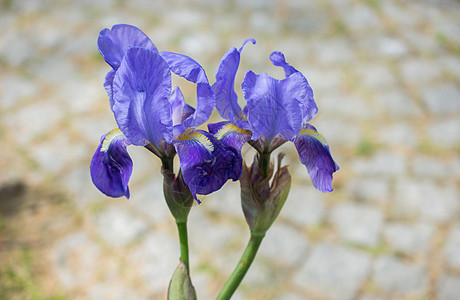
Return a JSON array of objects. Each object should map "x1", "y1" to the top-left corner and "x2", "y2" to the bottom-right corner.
[
  {"x1": 216, "y1": 234, "x2": 265, "y2": 300},
  {"x1": 176, "y1": 221, "x2": 190, "y2": 271},
  {"x1": 259, "y1": 151, "x2": 271, "y2": 178}
]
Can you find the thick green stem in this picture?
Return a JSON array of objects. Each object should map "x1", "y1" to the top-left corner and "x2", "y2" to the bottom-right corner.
[
  {"x1": 259, "y1": 151, "x2": 271, "y2": 178},
  {"x1": 176, "y1": 221, "x2": 190, "y2": 271},
  {"x1": 216, "y1": 234, "x2": 265, "y2": 300}
]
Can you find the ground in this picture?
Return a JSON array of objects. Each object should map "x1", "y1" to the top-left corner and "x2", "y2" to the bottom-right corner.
[{"x1": 1, "y1": 0, "x2": 460, "y2": 299}]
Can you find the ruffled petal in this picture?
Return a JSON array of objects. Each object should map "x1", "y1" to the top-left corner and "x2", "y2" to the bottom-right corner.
[
  {"x1": 291, "y1": 124, "x2": 339, "y2": 193},
  {"x1": 97, "y1": 24, "x2": 158, "y2": 69},
  {"x1": 208, "y1": 121, "x2": 251, "y2": 151},
  {"x1": 112, "y1": 47, "x2": 173, "y2": 148},
  {"x1": 90, "y1": 129, "x2": 133, "y2": 198},
  {"x1": 160, "y1": 51, "x2": 215, "y2": 128},
  {"x1": 104, "y1": 69, "x2": 116, "y2": 111},
  {"x1": 213, "y1": 39, "x2": 255, "y2": 126},
  {"x1": 243, "y1": 71, "x2": 314, "y2": 141},
  {"x1": 269, "y1": 51, "x2": 318, "y2": 123},
  {"x1": 269, "y1": 51, "x2": 298, "y2": 78},
  {"x1": 173, "y1": 130, "x2": 242, "y2": 201},
  {"x1": 169, "y1": 86, "x2": 196, "y2": 137}
]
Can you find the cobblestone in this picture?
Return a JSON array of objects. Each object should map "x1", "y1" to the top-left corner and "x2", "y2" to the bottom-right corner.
[
  {"x1": 372, "y1": 255, "x2": 428, "y2": 296},
  {"x1": 443, "y1": 225, "x2": 460, "y2": 270},
  {"x1": 3, "y1": 0, "x2": 460, "y2": 299},
  {"x1": 294, "y1": 243, "x2": 371, "y2": 300},
  {"x1": 330, "y1": 203, "x2": 384, "y2": 247}
]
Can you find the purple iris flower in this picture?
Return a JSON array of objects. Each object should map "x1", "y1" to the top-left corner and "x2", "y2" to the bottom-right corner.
[
  {"x1": 90, "y1": 24, "x2": 241, "y2": 201},
  {"x1": 212, "y1": 42, "x2": 339, "y2": 192}
]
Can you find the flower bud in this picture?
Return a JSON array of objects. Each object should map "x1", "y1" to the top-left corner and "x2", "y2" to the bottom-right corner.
[
  {"x1": 162, "y1": 168, "x2": 194, "y2": 223},
  {"x1": 240, "y1": 153, "x2": 291, "y2": 236},
  {"x1": 168, "y1": 261, "x2": 197, "y2": 300}
]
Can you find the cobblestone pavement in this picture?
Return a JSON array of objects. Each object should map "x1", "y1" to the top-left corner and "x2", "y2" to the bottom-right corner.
[{"x1": 1, "y1": 0, "x2": 460, "y2": 299}]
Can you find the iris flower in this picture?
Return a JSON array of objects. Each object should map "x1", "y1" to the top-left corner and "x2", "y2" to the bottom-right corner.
[
  {"x1": 211, "y1": 41, "x2": 339, "y2": 192},
  {"x1": 90, "y1": 24, "x2": 241, "y2": 201}
]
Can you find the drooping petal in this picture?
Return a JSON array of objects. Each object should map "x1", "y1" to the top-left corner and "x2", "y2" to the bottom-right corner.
[
  {"x1": 243, "y1": 71, "x2": 315, "y2": 142},
  {"x1": 213, "y1": 39, "x2": 255, "y2": 128},
  {"x1": 269, "y1": 51, "x2": 318, "y2": 124},
  {"x1": 173, "y1": 130, "x2": 242, "y2": 201},
  {"x1": 97, "y1": 24, "x2": 158, "y2": 69},
  {"x1": 291, "y1": 124, "x2": 339, "y2": 193},
  {"x1": 112, "y1": 47, "x2": 173, "y2": 148},
  {"x1": 208, "y1": 121, "x2": 251, "y2": 151},
  {"x1": 160, "y1": 51, "x2": 215, "y2": 128},
  {"x1": 90, "y1": 129, "x2": 132, "y2": 198}
]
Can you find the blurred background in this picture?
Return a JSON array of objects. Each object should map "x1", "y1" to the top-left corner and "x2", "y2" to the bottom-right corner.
[{"x1": 1, "y1": 0, "x2": 459, "y2": 299}]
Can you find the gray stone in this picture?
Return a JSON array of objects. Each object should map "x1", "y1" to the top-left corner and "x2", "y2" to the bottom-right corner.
[
  {"x1": 346, "y1": 178, "x2": 390, "y2": 203},
  {"x1": 0, "y1": 75, "x2": 38, "y2": 110},
  {"x1": 92, "y1": 206, "x2": 148, "y2": 247},
  {"x1": 320, "y1": 91, "x2": 376, "y2": 120},
  {"x1": 412, "y1": 156, "x2": 450, "y2": 178},
  {"x1": 439, "y1": 55, "x2": 460, "y2": 80},
  {"x1": 259, "y1": 223, "x2": 309, "y2": 267},
  {"x1": 341, "y1": 5, "x2": 381, "y2": 32},
  {"x1": 352, "y1": 152, "x2": 407, "y2": 178},
  {"x1": 373, "y1": 255, "x2": 427, "y2": 295},
  {"x1": 330, "y1": 203, "x2": 383, "y2": 247},
  {"x1": 383, "y1": 222, "x2": 434, "y2": 255},
  {"x1": 394, "y1": 180, "x2": 459, "y2": 223},
  {"x1": 359, "y1": 296, "x2": 385, "y2": 300},
  {"x1": 427, "y1": 119, "x2": 460, "y2": 147},
  {"x1": 353, "y1": 64, "x2": 397, "y2": 90},
  {"x1": 89, "y1": 283, "x2": 147, "y2": 300},
  {"x1": 130, "y1": 177, "x2": 169, "y2": 224},
  {"x1": 128, "y1": 231, "x2": 179, "y2": 294},
  {"x1": 205, "y1": 181, "x2": 244, "y2": 218},
  {"x1": 294, "y1": 243, "x2": 371, "y2": 300},
  {"x1": 438, "y1": 275, "x2": 460, "y2": 300},
  {"x1": 52, "y1": 231, "x2": 100, "y2": 287},
  {"x1": 374, "y1": 90, "x2": 422, "y2": 119},
  {"x1": 422, "y1": 84, "x2": 460, "y2": 115},
  {"x1": 276, "y1": 292, "x2": 310, "y2": 300},
  {"x1": 361, "y1": 36, "x2": 408, "y2": 59},
  {"x1": 281, "y1": 185, "x2": 326, "y2": 227},
  {"x1": 4, "y1": 101, "x2": 62, "y2": 145},
  {"x1": 313, "y1": 38, "x2": 355, "y2": 65},
  {"x1": 400, "y1": 58, "x2": 442, "y2": 86},
  {"x1": 377, "y1": 123, "x2": 419, "y2": 148},
  {"x1": 318, "y1": 120, "x2": 362, "y2": 147},
  {"x1": 444, "y1": 225, "x2": 460, "y2": 270}
]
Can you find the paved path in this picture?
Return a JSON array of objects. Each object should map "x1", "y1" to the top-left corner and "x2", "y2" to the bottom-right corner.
[{"x1": 1, "y1": 0, "x2": 459, "y2": 299}]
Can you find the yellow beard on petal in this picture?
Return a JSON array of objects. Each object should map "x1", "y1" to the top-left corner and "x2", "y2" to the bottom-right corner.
[
  {"x1": 215, "y1": 124, "x2": 250, "y2": 140},
  {"x1": 298, "y1": 128, "x2": 328, "y2": 146},
  {"x1": 178, "y1": 130, "x2": 214, "y2": 152},
  {"x1": 101, "y1": 128, "x2": 124, "y2": 152}
]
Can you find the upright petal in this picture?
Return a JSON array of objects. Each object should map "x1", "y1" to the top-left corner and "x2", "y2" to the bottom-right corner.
[
  {"x1": 270, "y1": 51, "x2": 318, "y2": 123},
  {"x1": 104, "y1": 69, "x2": 116, "y2": 111},
  {"x1": 90, "y1": 129, "x2": 132, "y2": 198},
  {"x1": 213, "y1": 39, "x2": 255, "y2": 127},
  {"x1": 160, "y1": 51, "x2": 215, "y2": 128},
  {"x1": 243, "y1": 71, "x2": 313, "y2": 142},
  {"x1": 173, "y1": 130, "x2": 242, "y2": 201},
  {"x1": 269, "y1": 51, "x2": 298, "y2": 78},
  {"x1": 291, "y1": 124, "x2": 339, "y2": 193},
  {"x1": 97, "y1": 24, "x2": 158, "y2": 69},
  {"x1": 112, "y1": 47, "x2": 173, "y2": 148},
  {"x1": 169, "y1": 86, "x2": 196, "y2": 137}
]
